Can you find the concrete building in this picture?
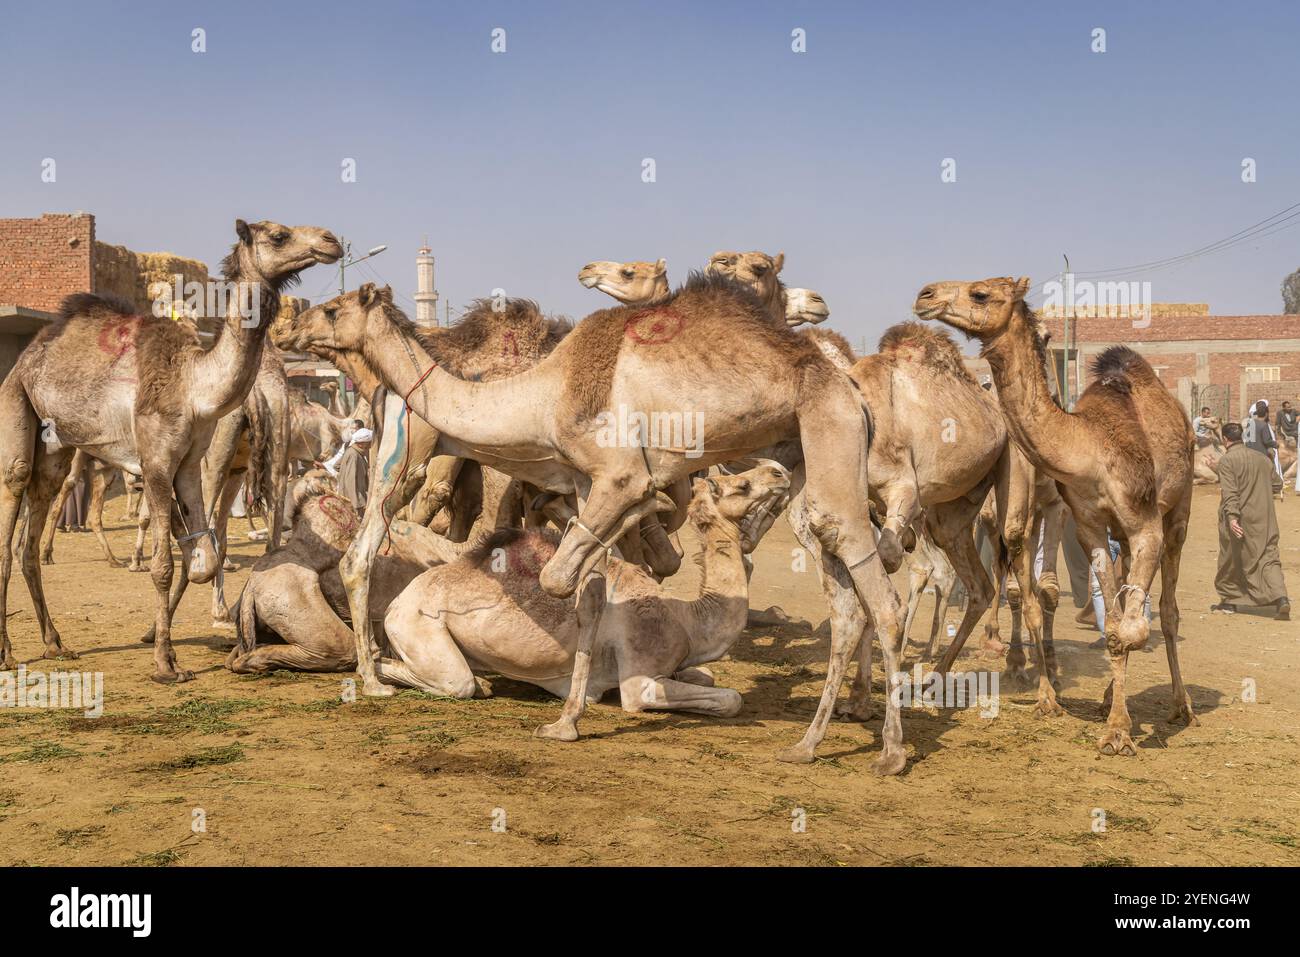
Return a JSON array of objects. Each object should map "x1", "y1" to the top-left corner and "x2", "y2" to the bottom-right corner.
[{"x1": 415, "y1": 241, "x2": 439, "y2": 326}]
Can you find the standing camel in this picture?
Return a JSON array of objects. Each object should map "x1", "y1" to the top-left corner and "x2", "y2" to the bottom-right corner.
[
  {"x1": 0, "y1": 219, "x2": 340, "y2": 680},
  {"x1": 917, "y1": 276, "x2": 1197, "y2": 756},
  {"x1": 36, "y1": 450, "x2": 127, "y2": 567},
  {"x1": 275, "y1": 279, "x2": 908, "y2": 774}
]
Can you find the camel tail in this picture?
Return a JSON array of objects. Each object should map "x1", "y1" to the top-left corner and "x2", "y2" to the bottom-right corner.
[{"x1": 245, "y1": 397, "x2": 270, "y2": 515}]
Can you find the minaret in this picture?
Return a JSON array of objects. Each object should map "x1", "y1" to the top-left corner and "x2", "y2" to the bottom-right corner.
[{"x1": 415, "y1": 239, "x2": 439, "y2": 326}]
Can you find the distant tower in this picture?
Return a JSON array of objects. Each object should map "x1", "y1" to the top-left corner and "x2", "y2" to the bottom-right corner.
[{"x1": 415, "y1": 239, "x2": 439, "y2": 325}]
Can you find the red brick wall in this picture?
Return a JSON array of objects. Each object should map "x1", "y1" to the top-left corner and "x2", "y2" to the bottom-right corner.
[
  {"x1": 0, "y1": 213, "x2": 95, "y2": 312},
  {"x1": 1042, "y1": 313, "x2": 1300, "y2": 342},
  {"x1": 1243, "y1": 381, "x2": 1300, "y2": 419}
]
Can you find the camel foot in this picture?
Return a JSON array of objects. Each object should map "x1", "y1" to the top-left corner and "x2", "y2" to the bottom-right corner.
[
  {"x1": 1002, "y1": 663, "x2": 1032, "y2": 689},
  {"x1": 1097, "y1": 728, "x2": 1137, "y2": 757},
  {"x1": 44, "y1": 643, "x2": 79, "y2": 661},
  {"x1": 979, "y1": 638, "x2": 1007, "y2": 659},
  {"x1": 871, "y1": 747, "x2": 907, "y2": 776},
  {"x1": 151, "y1": 669, "x2": 195, "y2": 685},
  {"x1": 775, "y1": 743, "x2": 816, "y2": 764},
  {"x1": 222, "y1": 560, "x2": 237, "y2": 572},
  {"x1": 1169, "y1": 696, "x2": 1199, "y2": 726},
  {"x1": 835, "y1": 698, "x2": 874, "y2": 722},
  {"x1": 877, "y1": 529, "x2": 904, "y2": 574},
  {"x1": 361, "y1": 676, "x2": 396, "y2": 698},
  {"x1": 534, "y1": 719, "x2": 579, "y2": 742},
  {"x1": 40, "y1": 556, "x2": 54, "y2": 566},
  {"x1": 127, "y1": 563, "x2": 147, "y2": 573},
  {"x1": 1, "y1": 653, "x2": 18, "y2": 671},
  {"x1": 1035, "y1": 693, "x2": 1064, "y2": 718}
]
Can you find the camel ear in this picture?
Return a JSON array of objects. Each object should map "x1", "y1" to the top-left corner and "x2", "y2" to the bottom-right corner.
[
  {"x1": 235, "y1": 219, "x2": 252, "y2": 244},
  {"x1": 1013, "y1": 276, "x2": 1031, "y2": 300},
  {"x1": 655, "y1": 258, "x2": 666, "y2": 275},
  {"x1": 381, "y1": 285, "x2": 394, "y2": 302},
  {"x1": 358, "y1": 282, "x2": 377, "y2": 307},
  {"x1": 773, "y1": 252, "x2": 785, "y2": 274}
]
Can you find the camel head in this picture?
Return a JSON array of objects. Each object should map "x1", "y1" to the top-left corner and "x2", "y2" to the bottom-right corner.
[
  {"x1": 913, "y1": 276, "x2": 1032, "y2": 340},
  {"x1": 690, "y1": 461, "x2": 791, "y2": 548},
  {"x1": 221, "y1": 219, "x2": 343, "y2": 289},
  {"x1": 274, "y1": 282, "x2": 395, "y2": 355},
  {"x1": 578, "y1": 259, "x2": 668, "y2": 305},
  {"x1": 784, "y1": 287, "x2": 829, "y2": 327},
  {"x1": 707, "y1": 250, "x2": 785, "y2": 307}
]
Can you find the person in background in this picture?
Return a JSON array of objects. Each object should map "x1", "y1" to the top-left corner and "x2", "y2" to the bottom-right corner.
[
  {"x1": 1086, "y1": 531, "x2": 1151, "y2": 641},
  {"x1": 1277, "y1": 400, "x2": 1298, "y2": 449},
  {"x1": 336, "y1": 428, "x2": 373, "y2": 513},
  {"x1": 56, "y1": 455, "x2": 90, "y2": 533},
  {"x1": 1212, "y1": 422, "x2": 1289, "y2": 619},
  {"x1": 1192, "y1": 406, "x2": 1219, "y2": 447},
  {"x1": 1244, "y1": 401, "x2": 1283, "y2": 493},
  {"x1": 323, "y1": 419, "x2": 365, "y2": 477}
]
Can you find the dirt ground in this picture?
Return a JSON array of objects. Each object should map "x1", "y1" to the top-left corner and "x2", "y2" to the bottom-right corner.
[{"x1": 1, "y1": 484, "x2": 1297, "y2": 866}]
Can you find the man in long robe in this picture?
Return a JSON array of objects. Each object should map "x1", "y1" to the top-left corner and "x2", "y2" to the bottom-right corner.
[
  {"x1": 1213, "y1": 422, "x2": 1290, "y2": 618},
  {"x1": 336, "y1": 429, "x2": 373, "y2": 514}
]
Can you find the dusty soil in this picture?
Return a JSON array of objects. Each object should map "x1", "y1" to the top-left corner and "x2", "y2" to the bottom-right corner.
[{"x1": 1, "y1": 486, "x2": 1296, "y2": 866}]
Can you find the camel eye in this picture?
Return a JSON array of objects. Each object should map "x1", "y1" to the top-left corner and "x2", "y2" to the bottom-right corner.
[
  {"x1": 621, "y1": 269, "x2": 634, "y2": 279},
  {"x1": 270, "y1": 232, "x2": 288, "y2": 245},
  {"x1": 971, "y1": 290, "x2": 989, "y2": 302}
]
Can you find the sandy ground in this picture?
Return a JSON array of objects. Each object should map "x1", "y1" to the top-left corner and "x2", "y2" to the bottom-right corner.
[{"x1": 0, "y1": 484, "x2": 1297, "y2": 867}]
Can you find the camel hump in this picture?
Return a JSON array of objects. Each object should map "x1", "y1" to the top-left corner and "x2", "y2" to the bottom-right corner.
[
  {"x1": 58, "y1": 291, "x2": 138, "y2": 321},
  {"x1": 465, "y1": 525, "x2": 560, "y2": 568},
  {"x1": 877, "y1": 321, "x2": 973, "y2": 382},
  {"x1": 1088, "y1": 345, "x2": 1155, "y2": 393}
]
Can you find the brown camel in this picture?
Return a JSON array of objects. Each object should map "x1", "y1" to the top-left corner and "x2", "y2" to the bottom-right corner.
[
  {"x1": 381, "y1": 464, "x2": 791, "y2": 711},
  {"x1": 288, "y1": 389, "x2": 356, "y2": 465},
  {"x1": 0, "y1": 219, "x2": 340, "y2": 679},
  {"x1": 917, "y1": 276, "x2": 1198, "y2": 756},
  {"x1": 275, "y1": 279, "x2": 906, "y2": 773}
]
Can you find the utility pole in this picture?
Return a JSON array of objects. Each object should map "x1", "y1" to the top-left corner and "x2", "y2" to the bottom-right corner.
[
  {"x1": 338, "y1": 237, "x2": 388, "y2": 295},
  {"x1": 1061, "y1": 254, "x2": 1072, "y2": 410}
]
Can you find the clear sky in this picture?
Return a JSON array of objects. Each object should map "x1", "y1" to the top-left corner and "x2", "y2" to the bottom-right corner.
[{"x1": 2, "y1": 0, "x2": 1297, "y2": 346}]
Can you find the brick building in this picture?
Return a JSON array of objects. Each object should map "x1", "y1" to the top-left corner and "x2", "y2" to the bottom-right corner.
[{"x1": 1037, "y1": 307, "x2": 1300, "y2": 421}]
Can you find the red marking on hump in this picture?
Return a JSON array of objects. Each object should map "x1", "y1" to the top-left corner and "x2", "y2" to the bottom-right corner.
[
  {"x1": 507, "y1": 536, "x2": 551, "y2": 578},
  {"x1": 501, "y1": 330, "x2": 519, "y2": 358},
  {"x1": 98, "y1": 314, "x2": 142, "y2": 362},
  {"x1": 624, "y1": 306, "x2": 685, "y2": 345},
  {"x1": 316, "y1": 494, "x2": 359, "y2": 536}
]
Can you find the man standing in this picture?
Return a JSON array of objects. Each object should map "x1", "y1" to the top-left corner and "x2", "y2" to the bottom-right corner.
[
  {"x1": 1213, "y1": 422, "x2": 1290, "y2": 618},
  {"x1": 1277, "y1": 400, "x2": 1298, "y2": 449},
  {"x1": 336, "y1": 428, "x2": 373, "y2": 513}
]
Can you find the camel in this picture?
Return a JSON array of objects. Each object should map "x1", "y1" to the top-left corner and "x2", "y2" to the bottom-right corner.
[
  {"x1": 0, "y1": 219, "x2": 341, "y2": 680},
  {"x1": 582, "y1": 256, "x2": 829, "y2": 326},
  {"x1": 288, "y1": 389, "x2": 356, "y2": 465},
  {"x1": 381, "y1": 464, "x2": 791, "y2": 712},
  {"x1": 917, "y1": 276, "x2": 1198, "y2": 756},
  {"x1": 227, "y1": 472, "x2": 472, "y2": 674},
  {"x1": 319, "y1": 379, "x2": 349, "y2": 418},
  {"x1": 35, "y1": 450, "x2": 128, "y2": 567},
  {"x1": 274, "y1": 278, "x2": 906, "y2": 774},
  {"x1": 902, "y1": 522, "x2": 964, "y2": 663}
]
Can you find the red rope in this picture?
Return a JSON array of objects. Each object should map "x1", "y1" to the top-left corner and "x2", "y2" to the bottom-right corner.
[{"x1": 379, "y1": 362, "x2": 438, "y2": 555}]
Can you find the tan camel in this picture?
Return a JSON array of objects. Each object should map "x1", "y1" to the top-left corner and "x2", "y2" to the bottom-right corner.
[
  {"x1": 902, "y1": 521, "x2": 964, "y2": 662},
  {"x1": 319, "y1": 379, "x2": 348, "y2": 418},
  {"x1": 917, "y1": 276, "x2": 1198, "y2": 756},
  {"x1": 0, "y1": 219, "x2": 340, "y2": 679},
  {"x1": 37, "y1": 450, "x2": 127, "y2": 567},
  {"x1": 382, "y1": 464, "x2": 791, "y2": 711},
  {"x1": 582, "y1": 256, "x2": 829, "y2": 327},
  {"x1": 227, "y1": 473, "x2": 472, "y2": 673},
  {"x1": 288, "y1": 389, "x2": 356, "y2": 465},
  {"x1": 275, "y1": 279, "x2": 906, "y2": 773}
]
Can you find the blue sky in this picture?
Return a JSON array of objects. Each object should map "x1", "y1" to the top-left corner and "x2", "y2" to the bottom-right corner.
[{"x1": 2, "y1": 0, "x2": 1298, "y2": 346}]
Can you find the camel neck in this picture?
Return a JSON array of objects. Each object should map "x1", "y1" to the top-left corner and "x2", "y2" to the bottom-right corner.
[
  {"x1": 362, "y1": 316, "x2": 551, "y2": 452},
  {"x1": 684, "y1": 519, "x2": 750, "y2": 663},
  {"x1": 980, "y1": 306, "x2": 1085, "y2": 480},
  {"x1": 191, "y1": 277, "x2": 277, "y2": 419}
]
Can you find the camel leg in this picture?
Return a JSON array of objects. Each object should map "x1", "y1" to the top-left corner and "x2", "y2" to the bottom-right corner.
[
  {"x1": 380, "y1": 592, "x2": 480, "y2": 697},
  {"x1": 1036, "y1": 495, "x2": 1067, "y2": 690},
  {"x1": 227, "y1": 585, "x2": 359, "y2": 675},
  {"x1": 0, "y1": 381, "x2": 38, "y2": 669},
  {"x1": 1160, "y1": 504, "x2": 1197, "y2": 726},
  {"x1": 129, "y1": 496, "x2": 151, "y2": 572},
  {"x1": 777, "y1": 485, "x2": 880, "y2": 763},
  {"x1": 924, "y1": 579, "x2": 949, "y2": 663},
  {"x1": 619, "y1": 673, "x2": 742, "y2": 717},
  {"x1": 1007, "y1": 526, "x2": 1062, "y2": 717},
  {"x1": 672, "y1": 665, "x2": 715, "y2": 686},
  {"x1": 1073, "y1": 517, "x2": 1136, "y2": 755},
  {"x1": 340, "y1": 392, "x2": 438, "y2": 697},
  {"x1": 928, "y1": 496, "x2": 994, "y2": 671},
  {"x1": 265, "y1": 418, "x2": 289, "y2": 552},
  {"x1": 902, "y1": 557, "x2": 931, "y2": 656},
  {"x1": 535, "y1": 567, "x2": 607, "y2": 741},
  {"x1": 86, "y1": 465, "x2": 124, "y2": 567},
  {"x1": 209, "y1": 474, "x2": 244, "y2": 626},
  {"x1": 876, "y1": 486, "x2": 921, "y2": 575},
  {"x1": 39, "y1": 448, "x2": 82, "y2": 565},
  {"x1": 18, "y1": 445, "x2": 77, "y2": 660}
]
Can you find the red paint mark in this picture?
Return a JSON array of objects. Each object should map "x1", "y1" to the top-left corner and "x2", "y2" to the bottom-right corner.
[
  {"x1": 501, "y1": 330, "x2": 519, "y2": 358},
  {"x1": 507, "y1": 537, "x2": 551, "y2": 578},
  {"x1": 98, "y1": 314, "x2": 142, "y2": 384},
  {"x1": 624, "y1": 306, "x2": 685, "y2": 345},
  {"x1": 317, "y1": 494, "x2": 359, "y2": 536}
]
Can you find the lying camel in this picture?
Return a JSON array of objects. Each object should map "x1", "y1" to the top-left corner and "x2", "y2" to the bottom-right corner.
[
  {"x1": 380, "y1": 463, "x2": 791, "y2": 713},
  {"x1": 227, "y1": 473, "x2": 467, "y2": 674}
]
